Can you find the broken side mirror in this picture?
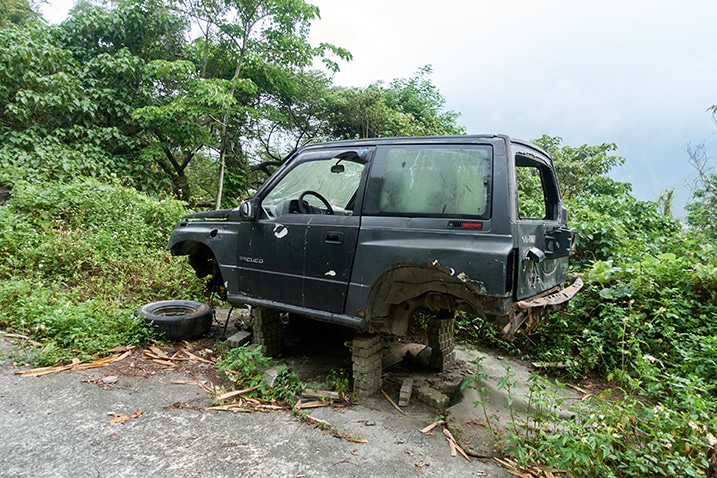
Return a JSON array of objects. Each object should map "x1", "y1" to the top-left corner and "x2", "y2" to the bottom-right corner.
[{"x1": 239, "y1": 200, "x2": 256, "y2": 220}]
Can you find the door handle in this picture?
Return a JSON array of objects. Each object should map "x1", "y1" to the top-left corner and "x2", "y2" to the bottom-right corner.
[{"x1": 325, "y1": 231, "x2": 344, "y2": 244}]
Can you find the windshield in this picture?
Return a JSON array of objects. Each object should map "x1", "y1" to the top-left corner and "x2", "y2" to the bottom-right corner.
[{"x1": 262, "y1": 153, "x2": 366, "y2": 217}]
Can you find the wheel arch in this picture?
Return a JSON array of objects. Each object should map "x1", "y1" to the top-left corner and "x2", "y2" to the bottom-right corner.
[
  {"x1": 364, "y1": 264, "x2": 484, "y2": 336},
  {"x1": 171, "y1": 240, "x2": 217, "y2": 279},
  {"x1": 171, "y1": 240, "x2": 227, "y2": 298}
]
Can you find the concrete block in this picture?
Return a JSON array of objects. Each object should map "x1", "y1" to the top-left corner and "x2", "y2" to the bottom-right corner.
[
  {"x1": 398, "y1": 378, "x2": 413, "y2": 407},
  {"x1": 226, "y1": 330, "x2": 252, "y2": 349},
  {"x1": 406, "y1": 345, "x2": 432, "y2": 368},
  {"x1": 263, "y1": 366, "x2": 282, "y2": 387},
  {"x1": 352, "y1": 360, "x2": 382, "y2": 375},
  {"x1": 415, "y1": 385, "x2": 450, "y2": 410},
  {"x1": 351, "y1": 340, "x2": 382, "y2": 357}
]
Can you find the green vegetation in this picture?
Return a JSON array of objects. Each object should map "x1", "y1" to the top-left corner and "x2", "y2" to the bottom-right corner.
[
  {"x1": 1, "y1": 1, "x2": 716, "y2": 476},
  {"x1": 216, "y1": 345, "x2": 305, "y2": 404},
  {"x1": 0, "y1": 0, "x2": 461, "y2": 364},
  {"x1": 457, "y1": 136, "x2": 717, "y2": 476},
  {"x1": 475, "y1": 136, "x2": 717, "y2": 476},
  {"x1": 325, "y1": 368, "x2": 351, "y2": 397},
  {"x1": 0, "y1": 178, "x2": 204, "y2": 364},
  {"x1": 0, "y1": 0, "x2": 40, "y2": 27},
  {"x1": 466, "y1": 361, "x2": 714, "y2": 478}
]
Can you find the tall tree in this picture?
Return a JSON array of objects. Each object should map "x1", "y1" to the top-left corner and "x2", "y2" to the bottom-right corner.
[
  {"x1": 532, "y1": 135, "x2": 630, "y2": 200},
  {"x1": 657, "y1": 188, "x2": 674, "y2": 217},
  {"x1": 0, "y1": 24, "x2": 137, "y2": 187},
  {"x1": 0, "y1": 0, "x2": 461, "y2": 209},
  {"x1": 532, "y1": 136, "x2": 679, "y2": 264},
  {"x1": 238, "y1": 65, "x2": 466, "y2": 193},
  {"x1": 0, "y1": 2, "x2": 190, "y2": 196},
  {"x1": 320, "y1": 66, "x2": 465, "y2": 141},
  {"x1": 173, "y1": 0, "x2": 351, "y2": 206},
  {"x1": 0, "y1": 0, "x2": 40, "y2": 27}
]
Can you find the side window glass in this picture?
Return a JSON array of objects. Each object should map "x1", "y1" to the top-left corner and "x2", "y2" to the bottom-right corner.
[
  {"x1": 515, "y1": 155, "x2": 556, "y2": 220},
  {"x1": 376, "y1": 146, "x2": 491, "y2": 217},
  {"x1": 261, "y1": 151, "x2": 366, "y2": 217}
]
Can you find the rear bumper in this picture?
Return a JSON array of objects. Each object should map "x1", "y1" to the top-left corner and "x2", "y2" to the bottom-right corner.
[
  {"x1": 502, "y1": 276, "x2": 584, "y2": 340},
  {"x1": 516, "y1": 276, "x2": 584, "y2": 310}
]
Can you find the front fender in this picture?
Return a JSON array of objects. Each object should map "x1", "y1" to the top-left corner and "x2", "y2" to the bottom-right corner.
[{"x1": 169, "y1": 216, "x2": 240, "y2": 279}]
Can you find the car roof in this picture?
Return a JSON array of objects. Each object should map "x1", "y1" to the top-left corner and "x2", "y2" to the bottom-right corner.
[{"x1": 300, "y1": 134, "x2": 547, "y2": 156}]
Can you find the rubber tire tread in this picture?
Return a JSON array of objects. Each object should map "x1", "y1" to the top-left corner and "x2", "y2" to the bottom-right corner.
[{"x1": 135, "y1": 300, "x2": 213, "y2": 341}]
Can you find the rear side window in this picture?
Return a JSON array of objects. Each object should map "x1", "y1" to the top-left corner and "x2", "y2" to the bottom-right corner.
[
  {"x1": 515, "y1": 153, "x2": 559, "y2": 220},
  {"x1": 367, "y1": 145, "x2": 492, "y2": 217}
]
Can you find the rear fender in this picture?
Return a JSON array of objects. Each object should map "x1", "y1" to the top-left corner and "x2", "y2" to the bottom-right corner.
[{"x1": 365, "y1": 262, "x2": 495, "y2": 336}]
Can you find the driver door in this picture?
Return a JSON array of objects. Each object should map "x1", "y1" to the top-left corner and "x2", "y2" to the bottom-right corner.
[{"x1": 236, "y1": 148, "x2": 371, "y2": 313}]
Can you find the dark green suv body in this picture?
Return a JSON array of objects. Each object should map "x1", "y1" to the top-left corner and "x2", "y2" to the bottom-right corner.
[{"x1": 170, "y1": 135, "x2": 581, "y2": 392}]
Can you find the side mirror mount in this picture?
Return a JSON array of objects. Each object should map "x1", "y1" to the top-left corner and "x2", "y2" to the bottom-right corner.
[{"x1": 239, "y1": 200, "x2": 256, "y2": 220}]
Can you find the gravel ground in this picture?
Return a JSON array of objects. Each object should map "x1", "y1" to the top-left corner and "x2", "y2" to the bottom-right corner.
[{"x1": 0, "y1": 334, "x2": 513, "y2": 478}]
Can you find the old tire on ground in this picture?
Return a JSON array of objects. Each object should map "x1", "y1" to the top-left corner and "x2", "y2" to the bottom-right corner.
[{"x1": 135, "y1": 300, "x2": 213, "y2": 341}]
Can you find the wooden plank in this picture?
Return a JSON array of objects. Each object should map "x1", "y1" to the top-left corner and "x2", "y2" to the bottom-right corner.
[
  {"x1": 302, "y1": 388, "x2": 340, "y2": 401},
  {"x1": 148, "y1": 345, "x2": 170, "y2": 359},
  {"x1": 380, "y1": 389, "x2": 405, "y2": 415},
  {"x1": 214, "y1": 384, "x2": 261, "y2": 402},
  {"x1": 296, "y1": 401, "x2": 331, "y2": 410},
  {"x1": 420, "y1": 419, "x2": 445, "y2": 434},
  {"x1": 151, "y1": 359, "x2": 178, "y2": 367}
]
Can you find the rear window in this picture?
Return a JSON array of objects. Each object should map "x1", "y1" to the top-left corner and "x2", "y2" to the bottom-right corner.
[{"x1": 366, "y1": 145, "x2": 492, "y2": 218}]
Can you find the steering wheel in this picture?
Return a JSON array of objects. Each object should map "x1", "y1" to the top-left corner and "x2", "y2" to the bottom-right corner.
[{"x1": 298, "y1": 190, "x2": 334, "y2": 215}]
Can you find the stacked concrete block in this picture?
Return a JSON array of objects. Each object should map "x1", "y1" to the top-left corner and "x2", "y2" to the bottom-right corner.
[
  {"x1": 251, "y1": 307, "x2": 283, "y2": 356},
  {"x1": 350, "y1": 334, "x2": 383, "y2": 397},
  {"x1": 427, "y1": 317, "x2": 455, "y2": 372}
]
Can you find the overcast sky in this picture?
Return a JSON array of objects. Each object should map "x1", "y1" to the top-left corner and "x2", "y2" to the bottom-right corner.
[{"x1": 42, "y1": 0, "x2": 717, "y2": 216}]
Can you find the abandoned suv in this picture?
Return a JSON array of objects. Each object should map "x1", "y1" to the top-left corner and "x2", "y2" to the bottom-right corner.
[{"x1": 169, "y1": 135, "x2": 582, "y2": 395}]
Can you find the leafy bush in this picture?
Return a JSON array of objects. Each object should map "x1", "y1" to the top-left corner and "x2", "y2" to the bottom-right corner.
[
  {"x1": 217, "y1": 345, "x2": 271, "y2": 389},
  {"x1": 0, "y1": 178, "x2": 205, "y2": 364},
  {"x1": 537, "y1": 398, "x2": 714, "y2": 477},
  {"x1": 509, "y1": 234, "x2": 717, "y2": 476},
  {"x1": 497, "y1": 139, "x2": 717, "y2": 475},
  {"x1": 567, "y1": 193, "x2": 681, "y2": 268},
  {"x1": 530, "y1": 247, "x2": 717, "y2": 399},
  {"x1": 325, "y1": 368, "x2": 350, "y2": 396},
  {"x1": 0, "y1": 280, "x2": 154, "y2": 365}
]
